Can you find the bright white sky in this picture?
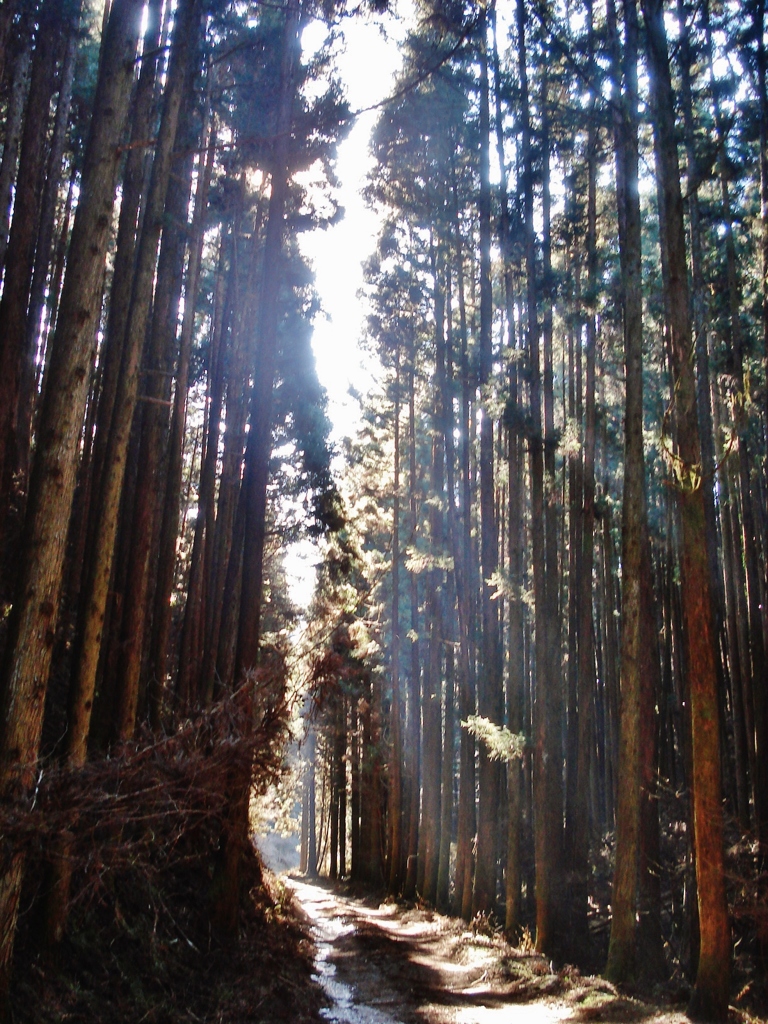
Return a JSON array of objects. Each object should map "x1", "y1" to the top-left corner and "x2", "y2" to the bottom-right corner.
[
  {"x1": 284, "y1": 5, "x2": 409, "y2": 607},
  {"x1": 299, "y1": 5, "x2": 408, "y2": 442}
]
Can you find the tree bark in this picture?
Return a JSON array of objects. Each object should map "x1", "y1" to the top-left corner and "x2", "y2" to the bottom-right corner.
[
  {"x1": 212, "y1": 0, "x2": 303, "y2": 933},
  {"x1": 0, "y1": 0, "x2": 143, "y2": 1004},
  {"x1": 66, "y1": 0, "x2": 200, "y2": 764},
  {"x1": 151, "y1": 116, "x2": 214, "y2": 722},
  {"x1": 642, "y1": 0, "x2": 731, "y2": 1014},
  {"x1": 18, "y1": 3, "x2": 81, "y2": 491},
  {"x1": 387, "y1": 343, "x2": 403, "y2": 893},
  {"x1": 605, "y1": 0, "x2": 651, "y2": 983},
  {"x1": 517, "y1": 0, "x2": 560, "y2": 955},
  {"x1": 703, "y1": 0, "x2": 767, "y2": 852},
  {"x1": 473, "y1": 3, "x2": 502, "y2": 919},
  {"x1": 0, "y1": 29, "x2": 32, "y2": 278},
  {"x1": 0, "y1": 1, "x2": 60, "y2": 554}
]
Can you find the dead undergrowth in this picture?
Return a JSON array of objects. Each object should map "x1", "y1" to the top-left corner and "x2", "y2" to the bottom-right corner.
[
  {"x1": 5, "y1": 689, "x2": 326, "y2": 1023},
  {"x1": 12, "y1": 850, "x2": 324, "y2": 1023}
]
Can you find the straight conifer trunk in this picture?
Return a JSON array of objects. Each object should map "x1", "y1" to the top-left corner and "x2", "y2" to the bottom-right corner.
[
  {"x1": 0, "y1": 0, "x2": 60, "y2": 548},
  {"x1": 517, "y1": 0, "x2": 560, "y2": 954},
  {"x1": 403, "y1": 351, "x2": 421, "y2": 900},
  {"x1": 66, "y1": 0, "x2": 200, "y2": 763},
  {"x1": 387, "y1": 345, "x2": 403, "y2": 893},
  {"x1": 212, "y1": 0, "x2": 303, "y2": 933},
  {"x1": 703, "y1": 0, "x2": 767, "y2": 848},
  {"x1": 605, "y1": 0, "x2": 650, "y2": 983},
  {"x1": 491, "y1": 6, "x2": 524, "y2": 933},
  {"x1": 0, "y1": 35, "x2": 32, "y2": 284},
  {"x1": 0, "y1": 0, "x2": 143, "y2": 1004},
  {"x1": 473, "y1": 4, "x2": 502, "y2": 918},
  {"x1": 18, "y1": 9, "x2": 80, "y2": 486},
  {"x1": 642, "y1": 0, "x2": 730, "y2": 1014},
  {"x1": 448, "y1": 177, "x2": 475, "y2": 921}
]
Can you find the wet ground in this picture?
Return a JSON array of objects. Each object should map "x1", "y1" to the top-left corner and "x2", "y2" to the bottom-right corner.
[{"x1": 286, "y1": 879, "x2": 693, "y2": 1024}]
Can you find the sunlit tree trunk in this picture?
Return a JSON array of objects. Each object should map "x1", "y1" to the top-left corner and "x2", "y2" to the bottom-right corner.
[
  {"x1": 490, "y1": 6, "x2": 523, "y2": 934},
  {"x1": 567, "y1": 0, "x2": 599, "y2": 951},
  {"x1": 66, "y1": 0, "x2": 199, "y2": 763},
  {"x1": 703, "y1": 0, "x2": 767, "y2": 851},
  {"x1": 212, "y1": 0, "x2": 303, "y2": 933},
  {"x1": 448, "y1": 170, "x2": 476, "y2": 921},
  {"x1": 0, "y1": 0, "x2": 143, "y2": 1003},
  {"x1": 674, "y1": 0, "x2": 728, "y2": 728},
  {"x1": 420, "y1": 240, "x2": 447, "y2": 906},
  {"x1": 123, "y1": 114, "x2": 211, "y2": 729},
  {"x1": 195, "y1": 183, "x2": 261, "y2": 707},
  {"x1": 436, "y1": 643, "x2": 454, "y2": 913},
  {"x1": 84, "y1": 0, "x2": 164, "y2": 546},
  {"x1": 517, "y1": 0, "x2": 560, "y2": 955},
  {"x1": 605, "y1": 0, "x2": 644, "y2": 982},
  {"x1": 642, "y1": 0, "x2": 730, "y2": 1013},
  {"x1": 473, "y1": 4, "x2": 502, "y2": 918},
  {"x1": 403, "y1": 344, "x2": 421, "y2": 899},
  {"x1": 387, "y1": 343, "x2": 403, "y2": 892}
]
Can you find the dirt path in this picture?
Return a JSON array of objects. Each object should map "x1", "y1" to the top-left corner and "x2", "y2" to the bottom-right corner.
[{"x1": 285, "y1": 879, "x2": 690, "y2": 1024}]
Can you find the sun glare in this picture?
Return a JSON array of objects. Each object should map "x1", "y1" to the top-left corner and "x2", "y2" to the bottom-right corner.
[{"x1": 286, "y1": 9, "x2": 408, "y2": 609}]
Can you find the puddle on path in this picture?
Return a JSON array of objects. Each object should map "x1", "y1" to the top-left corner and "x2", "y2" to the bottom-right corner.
[{"x1": 288, "y1": 880, "x2": 405, "y2": 1024}]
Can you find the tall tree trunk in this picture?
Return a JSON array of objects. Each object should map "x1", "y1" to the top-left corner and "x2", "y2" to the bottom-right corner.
[
  {"x1": 212, "y1": 0, "x2": 303, "y2": 934},
  {"x1": 540, "y1": 70, "x2": 563, "y2": 888},
  {"x1": 473, "y1": 3, "x2": 502, "y2": 918},
  {"x1": 0, "y1": 1, "x2": 60, "y2": 555},
  {"x1": 125, "y1": 141, "x2": 195, "y2": 727},
  {"x1": 517, "y1": 0, "x2": 560, "y2": 955},
  {"x1": 387, "y1": 344, "x2": 403, "y2": 893},
  {"x1": 403, "y1": 350, "x2": 421, "y2": 900},
  {"x1": 448, "y1": 170, "x2": 475, "y2": 921},
  {"x1": 703, "y1": 0, "x2": 767, "y2": 852},
  {"x1": 233, "y1": 0, "x2": 301, "y2": 682},
  {"x1": 18, "y1": 4, "x2": 81, "y2": 488},
  {"x1": 121, "y1": 117, "x2": 211, "y2": 733},
  {"x1": 675, "y1": 0, "x2": 727, "y2": 716},
  {"x1": 85, "y1": 0, "x2": 164, "y2": 532},
  {"x1": 0, "y1": 30, "x2": 32, "y2": 278},
  {"x1": 569, "y1": 0, "x2": 598, "y2": 951},
  {"x1": 436, "y1": 643, "x2": 454, "y2": 913},
  {"x1": 491, "y1": 6, "x2": 523, "y2": 934},
  {"x1": 421, "y1": 240, "x2": 446, "y2": 906},
  {"x1": 642, "y1": 0, "x2": 730, "y2": 1013},
  {"x1": 180, "y1": 182, "x2": 258, "y2": 712},
  {"x1": 605, "y1": 0, "x2": 652, "y2": 982},
  {"x1": 0, "y1": 0, "x2": 143, "y2": 1005},
  {"x1": 754, "y1": 0, "x2": 768, "y2": 597},
  {"x1": 66, "y1": 0, "x2": 199, "y2": 763}
]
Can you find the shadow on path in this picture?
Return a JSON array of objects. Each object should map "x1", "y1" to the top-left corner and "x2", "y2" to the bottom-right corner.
[{"x1": 287, "y1": 877, "x2": 575, "y2": 1024}]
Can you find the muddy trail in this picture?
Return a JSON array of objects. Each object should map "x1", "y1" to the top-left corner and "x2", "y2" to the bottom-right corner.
[{"x1": 286, "y1": 878, "x2": 693, "y2": 1024}]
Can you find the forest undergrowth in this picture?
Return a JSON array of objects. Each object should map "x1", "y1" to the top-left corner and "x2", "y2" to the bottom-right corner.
[
  {"x1": 3, "y1": 692, "x2": 324, "y2": 1023},
  {"x1": 12, "y1": 848, "x2": 323, "y2": 1024},
  {"x1": 4, "y1": 733, "x2": 767, "y2": 1024}
]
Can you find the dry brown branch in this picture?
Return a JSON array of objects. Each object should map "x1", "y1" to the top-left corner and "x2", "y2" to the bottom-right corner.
[{"x1": 0, "y1": 684, "x2": 291, "y2": 897}]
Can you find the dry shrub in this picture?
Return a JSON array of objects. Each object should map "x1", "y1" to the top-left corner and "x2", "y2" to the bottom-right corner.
[
  {"x1": 2, "y1": 681, "x2": 292, "y2": 911},
  {"x1": 6, "y1": 683, "x2": 328, "y2": 1023}
]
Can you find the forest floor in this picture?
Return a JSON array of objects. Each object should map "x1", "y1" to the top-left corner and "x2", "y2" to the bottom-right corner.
[
  {"x1": 11, "y1": 851, "x2": 766, "y2": 1022},
  {"x1": 286, "y1": 876, "x2": 762, "y2": 1024}
]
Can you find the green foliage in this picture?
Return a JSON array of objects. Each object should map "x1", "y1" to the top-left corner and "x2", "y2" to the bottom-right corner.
[{"x1": 462, "y1": 715, "x2": 527, "y2": 763}]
